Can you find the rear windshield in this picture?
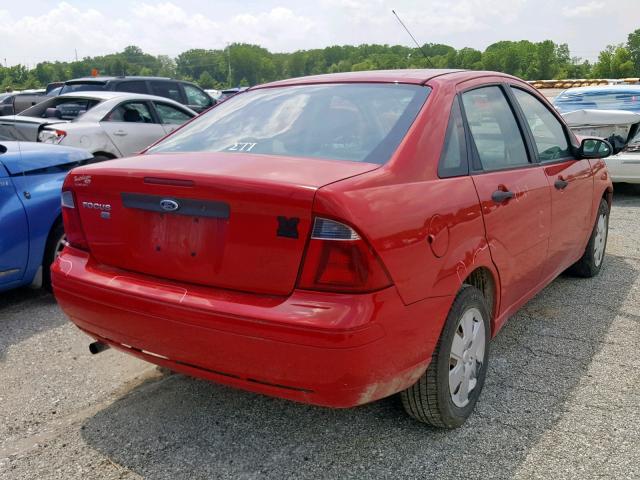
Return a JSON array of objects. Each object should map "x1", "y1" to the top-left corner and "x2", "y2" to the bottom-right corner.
[
  {"x1": 60, "y1": 82, "x2": 108, "y2": 94},
  {"x1": 148, "y1": 83, "x2": 430, "y2": 164},
  {"x1": 19, "y1": 97, "x2": 101, "y2": 120},
  {"x1": 554, "y1": 89, "x2": 640, "y2": 113}
]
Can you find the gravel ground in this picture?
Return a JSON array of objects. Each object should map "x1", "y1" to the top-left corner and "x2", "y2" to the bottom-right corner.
[{"x1": 1, "y1": 185, "x2": 639, "y2": 480}]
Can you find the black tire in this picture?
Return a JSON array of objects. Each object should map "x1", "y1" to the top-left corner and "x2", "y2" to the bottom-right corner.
[
  {"x1": 566, "y1": 198, "x2": 609, "y2": 278},
  {"x1": 43, "y1": 220, "x2": 65, "y2": 292},
  {"x1": 400, "y1": 285, "x2": 490, "y2": 428}
]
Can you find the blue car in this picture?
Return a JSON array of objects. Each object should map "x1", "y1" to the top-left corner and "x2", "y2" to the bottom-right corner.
[{"x1": 1, "y1": 141, "x2": 93, "y2": 292}]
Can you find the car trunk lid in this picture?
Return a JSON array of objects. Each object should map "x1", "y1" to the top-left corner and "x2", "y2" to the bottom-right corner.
[
  {"x1": 0, "y1": 116, "x2": 66, "y2": 142},
  {"x1": 70, "y1": 152, "x2": 379, "y2": 295}
]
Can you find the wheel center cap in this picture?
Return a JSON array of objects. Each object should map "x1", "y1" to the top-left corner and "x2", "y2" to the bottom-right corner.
[{"x1": 463, "y1": 351, "x2": 471, "y2": 363}]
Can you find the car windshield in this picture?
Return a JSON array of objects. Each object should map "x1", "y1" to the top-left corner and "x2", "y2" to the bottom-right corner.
[
  {"x1": 554, "y1": 89, "x2": 640, "y2": 113},
  {"x1": 149, "y1": 83, "x2": 430, "y2": 164},
  {"x1": 19, "y1": 97, "x2": 101, "y2": 120},
  {"x1": 46, "y1": 86, "x2": 62, "y2": 96},
  {"x1": 60, "y1": 83, "x2": 108, "y2": 94}
]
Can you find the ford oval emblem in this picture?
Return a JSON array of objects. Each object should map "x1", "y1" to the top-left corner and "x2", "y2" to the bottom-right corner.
[{"x1": 160, "y1": 199, "x2": 180, "y2": 212}]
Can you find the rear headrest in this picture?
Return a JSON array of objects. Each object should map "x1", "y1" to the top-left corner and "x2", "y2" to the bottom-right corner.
[
  {"x1": 123, "y1": 109, "x2": 142, "y2": 122},
  {"x1": 44, "y1": 107, "x2": 62, "y2": 119}
]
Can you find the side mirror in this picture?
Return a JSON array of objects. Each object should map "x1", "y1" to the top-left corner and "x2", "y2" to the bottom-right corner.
[{"x1": 577, "y1": 138, "x2": 612, "y2": 159}]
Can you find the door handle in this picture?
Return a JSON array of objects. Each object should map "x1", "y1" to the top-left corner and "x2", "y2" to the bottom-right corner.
[
  {"x1": 113, "y1": 130, "x2": 128, "y2": 136},
  {"x1": 491, "y1": 190, "x2": 514, "y2": 203},
  {"x1": 554, "y1": 178, "x2": 569, "y2": 190}
]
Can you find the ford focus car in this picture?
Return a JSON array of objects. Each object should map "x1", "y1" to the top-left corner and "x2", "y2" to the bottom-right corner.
[{"x1": 52, "y1": 70, "x2": 613, "y2": 428}]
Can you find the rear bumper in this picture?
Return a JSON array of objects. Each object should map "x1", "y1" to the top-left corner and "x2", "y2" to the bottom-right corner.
[{"x1": 52, "y1": 248, "x2": 452, "y2": 407}]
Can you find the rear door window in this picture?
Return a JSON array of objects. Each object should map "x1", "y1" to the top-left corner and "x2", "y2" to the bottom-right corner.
[
  {"x1": 154, "y1": 102, "x2": 193, "y2": 124},
  {"x1": 148, "y1": 83, "x2": 430, "y2": 165},
  {"x1": 461, "y1": 86, "x2": 529, "y2": 171},
  {"x1": 438, "y1": 98, "x2": 468, "y2": 178},
  {"x1": 104, "y1": 102, "x2": 155, "y2": 123},
  {"x1": 149, "y1": 81, "x2": 184, "y2": 103}
]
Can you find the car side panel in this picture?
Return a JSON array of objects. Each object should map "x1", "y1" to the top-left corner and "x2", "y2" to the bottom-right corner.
[
  {"x1": 57, "y1": 123, "x2": 122, "y2": 158},
  {"x1": 471, "y1": 168, "x2": 552, "y2": 319},
  {"x1": 100, "y1": 120, "x2": 166, "y2": 157},
  {"x1": 313, "y1": 177, "x2": 492, "y2": 306},
  {"x1": 605, "y1": 152, "x2": 640, "y2": 184},
  {"x1": 0, "y1": 166, "x2": 29, "y2": 289},
  {"x1": 542, "y1": 159, "x2": 594, "y2": 280},
  {"x1": 588, "y1": 157, "x2": 614, "y2": 231},
  {"x1": 10, "y1": 171, "x2": 66, "y2": 285}
]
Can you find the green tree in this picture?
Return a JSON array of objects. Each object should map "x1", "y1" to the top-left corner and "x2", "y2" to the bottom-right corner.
[
  {"x1": 4, "y1": 32, "x2": 640, "y2": 91},
  {"x1": 198, "y1": 71, "x2": 215, "y2": 89},
  {"x1": 626, "y1": 29, "x2": 640, "y2": 76},
  {"x1": 592, "y1": 45, "x2": 630, "y2": 78},
  {"x1": 611, "y1": 46, "x2": 635, "y2": 77}
]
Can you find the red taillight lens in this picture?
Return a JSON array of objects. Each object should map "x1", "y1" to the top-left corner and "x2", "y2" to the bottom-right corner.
[
  {"x1": 297, "y1": 218, "x2": 392, "y2": 293},
  {"x1": 61, "y1": 189, "x2": 89, "y2": 251}
]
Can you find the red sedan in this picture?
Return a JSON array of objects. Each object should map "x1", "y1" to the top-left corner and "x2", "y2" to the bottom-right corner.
[{"x1": 52, "y1": 70, "x2": 613, "y2": 428}]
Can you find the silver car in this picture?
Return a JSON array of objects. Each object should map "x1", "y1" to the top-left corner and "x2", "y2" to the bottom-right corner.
[{"x1": 0, "y1": 91, "x2": 196, "y2": 159}]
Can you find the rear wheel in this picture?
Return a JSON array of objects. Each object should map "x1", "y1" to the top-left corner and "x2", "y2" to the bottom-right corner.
[
  {"x1": 400, "y1": 285, "x2": 490, "y2": 428},
  {"x1": 566, "y1": 198, "x2": 609, "y2": 278},
  {"x1": 43, "y1": 221, "x2": 66, "y2": 292}
]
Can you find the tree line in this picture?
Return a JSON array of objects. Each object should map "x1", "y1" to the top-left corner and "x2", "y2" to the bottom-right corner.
[{"x1": 2, "y1": 28, "x2": 640, "y2": 91}]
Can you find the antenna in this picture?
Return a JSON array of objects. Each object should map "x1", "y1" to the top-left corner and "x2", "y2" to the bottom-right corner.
[{"x1": 392, "y1": 10, "x2": 434, "y2": 68}]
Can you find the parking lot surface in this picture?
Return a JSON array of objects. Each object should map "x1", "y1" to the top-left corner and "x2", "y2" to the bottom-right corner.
[{"x1": 1, "y1": 185, "x2": 639, "y2": 480}]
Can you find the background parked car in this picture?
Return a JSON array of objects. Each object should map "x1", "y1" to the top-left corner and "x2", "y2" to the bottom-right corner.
[
  {"x1": 553, "y1": 85, "x2": 640, "y2": 184},
  {"x1": 217, "y1": 87, "x2": 249, "y2": 101},
  {"x1": 45, "y1": 81, "x2": 64, "y2": 95},
  {"x1": 0, "y1": 141, "x2": 94, "y2": 292},
  {"x1": 59, "y1": 76, "x2": 215, "y2": 113},
  {"x1": 0, "y1": 90, "x2": 48, "y2": 115},
  {"x1": 0, "y1": 92, "x2": 196, "y2": 159}
]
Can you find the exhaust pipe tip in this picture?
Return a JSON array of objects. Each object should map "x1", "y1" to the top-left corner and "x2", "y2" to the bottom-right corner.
[{"x1": 89, "y1": 341, "x2": 110, "y2": 354}]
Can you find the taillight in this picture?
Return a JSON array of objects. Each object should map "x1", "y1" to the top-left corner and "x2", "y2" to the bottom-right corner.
[
  {"x1": 38, "y1": 129, "x2": 66, "y2": 144},
  {"x1": 61, "y1": 189, "x2": 89, "y2": 251},
  {"x1": 297, "y1": 218, "x2": 392, "y2": 293}
]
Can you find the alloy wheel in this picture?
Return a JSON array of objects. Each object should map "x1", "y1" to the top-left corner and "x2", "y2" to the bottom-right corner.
[
  {"x1": 449, "y1": 307, "x2": 486, "y2": 408},
  {"x1": 593, "y1": 212, "x2": 607, "y2": 267}
]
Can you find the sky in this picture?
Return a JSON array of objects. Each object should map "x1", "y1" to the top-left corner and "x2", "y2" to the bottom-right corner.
[{"x1": 0, "y1": 0, "x2": 638, "y2": 67}]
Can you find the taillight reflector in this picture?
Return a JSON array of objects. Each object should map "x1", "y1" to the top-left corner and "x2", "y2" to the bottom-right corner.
[
  {"x1": 298, "y1": 218, "x2": 392, "y2": 293},
  {"x1": 61, "y1": 189, "x2": 89, "y2": 251}
]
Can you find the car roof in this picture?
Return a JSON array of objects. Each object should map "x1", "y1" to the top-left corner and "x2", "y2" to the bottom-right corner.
[
  {"x1": 255, "y1": 69, "x2": 478, "y2": 89},
  {"x1": 65, "y1": 76, "x2": 176, "y2": 84},
  {"x1": 58, "y1": 91, "x2": 172, "y2": 101}
]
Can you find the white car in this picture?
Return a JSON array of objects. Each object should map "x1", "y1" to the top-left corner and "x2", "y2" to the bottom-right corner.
[
  {"x1": 562, "y1": 108, "x2": 640, "y2": 184},
  {"x1": 0, "y1": 92, "x2": 197, "y2": 159}
]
